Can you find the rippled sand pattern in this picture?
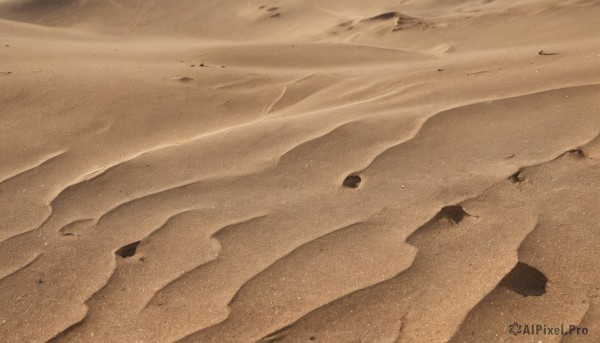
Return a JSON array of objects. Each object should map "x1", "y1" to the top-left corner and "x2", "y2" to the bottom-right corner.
[{"x1": 1, "y1": 0, "x2": 600, "y2": 342}]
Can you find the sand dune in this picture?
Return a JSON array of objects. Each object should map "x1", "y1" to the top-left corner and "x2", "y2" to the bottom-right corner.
[{"x1": 1, "y1": 0, "x2": 600, "y2": 342}]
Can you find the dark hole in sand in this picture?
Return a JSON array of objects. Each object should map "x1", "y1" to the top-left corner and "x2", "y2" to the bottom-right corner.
[
  {"x1": 566, "y1": 148, "x2": 585, "y2": 159},
  {"x1": 368, "y1": 12, "x2": 399, "y2": 20},
  {"x1": 115, "y1": 241, "x2": 140, "y2": 258},
  {"x1": 343, "y1": 175, "x2": 361, "y2": 188},
  {"x1": 500, "y1": 262, "x2": 548, "y2": 296},
  {"x1": 434, "y1": 205, "x2": 470, "y2": 224},
  {"x1": 509, "y1": 170, "x2": 524, "y2": 183},
  {"x1": 337, "y1": 21, "x2": 353, "y2": 27}
]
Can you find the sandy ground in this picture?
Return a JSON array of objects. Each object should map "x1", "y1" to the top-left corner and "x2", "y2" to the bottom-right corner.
[{"x1": 1, "y1": 0, "x2": 600, "y2": 342}]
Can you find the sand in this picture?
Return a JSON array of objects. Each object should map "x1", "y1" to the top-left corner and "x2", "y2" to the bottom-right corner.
[{"x1": 1, "y1": 0, "x2": 600, "y2": 342}]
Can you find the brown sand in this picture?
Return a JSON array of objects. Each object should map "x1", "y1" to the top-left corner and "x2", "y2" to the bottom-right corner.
[{"x1": 1, "y1": 0, "x2": 600, "y2": 342}]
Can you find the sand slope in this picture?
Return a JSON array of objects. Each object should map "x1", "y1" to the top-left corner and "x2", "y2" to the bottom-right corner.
[{"x1": 1, "y1": 0, "x2": 600, "y2": 342}]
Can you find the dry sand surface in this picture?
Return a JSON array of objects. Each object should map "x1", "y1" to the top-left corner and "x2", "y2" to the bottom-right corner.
[{"x1": 1, "y1": 0, "x2": 600, "y2": 342}]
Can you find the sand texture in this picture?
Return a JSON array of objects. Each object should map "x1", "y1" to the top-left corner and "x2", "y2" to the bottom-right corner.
[{"x1": 1, "y1": 0, "x2": 600, "y2": 342}]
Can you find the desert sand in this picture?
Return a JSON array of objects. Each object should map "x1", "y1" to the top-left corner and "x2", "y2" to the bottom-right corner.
[{"x1": 1, "y1": 0, "x2": 600, "y2": 342}]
